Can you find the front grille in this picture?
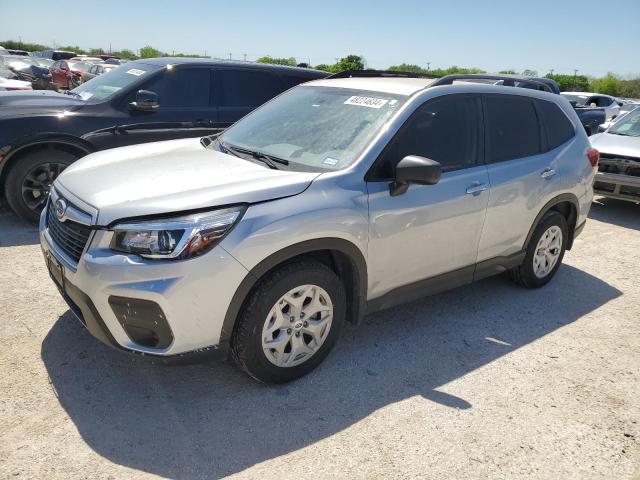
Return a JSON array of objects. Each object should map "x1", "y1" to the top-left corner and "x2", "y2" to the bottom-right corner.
[{"x1": 46, "y1": 200, "x2": 92, "y2": 263}]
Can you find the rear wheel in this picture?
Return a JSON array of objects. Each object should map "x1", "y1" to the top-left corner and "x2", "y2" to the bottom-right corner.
[
  {"x1": 231, "y1": 260, "x2": 346, "y2": 384},
  {"x1": 5, "y1": 149, "x2": 78, "y2": 223},
  {"x1": 509, "y1": 211, "x2": 568, "y2": 288}
]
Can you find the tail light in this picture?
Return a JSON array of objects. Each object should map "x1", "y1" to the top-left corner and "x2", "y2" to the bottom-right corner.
[{"x1": 587, "y1": 148, "x2": 599, "y2": 167}]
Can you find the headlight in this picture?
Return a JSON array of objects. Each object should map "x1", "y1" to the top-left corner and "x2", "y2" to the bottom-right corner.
[{"x1": 110, "y1": 206, "x2": 245, "y2": 260}]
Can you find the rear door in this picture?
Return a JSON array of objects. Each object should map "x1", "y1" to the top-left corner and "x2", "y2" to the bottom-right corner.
[
  {"x1": 476, "y1": 94, "x2": 558, "y2": 263},
  {"x1": 114, "y1": 66, "x2": 216, "y2": 147},
  {"x1": 366, "y1": 94, "x2": 490, "y2": 300},
  {"x1": 214, "y1": 68, "x2": 284, "y2": 128}
]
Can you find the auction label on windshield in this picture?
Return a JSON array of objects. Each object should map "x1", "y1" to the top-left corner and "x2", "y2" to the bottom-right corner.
[
  {"x1": 126, "y1": 68, "x2": 146, "y2": 76},
  {"x1": 344, "y1": 96, "x2": 388, "y2": 108}
]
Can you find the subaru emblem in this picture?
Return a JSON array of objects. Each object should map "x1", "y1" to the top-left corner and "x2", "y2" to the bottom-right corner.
[{"x1": 55, "y1": 199, "x2": 67, "y2": 221}]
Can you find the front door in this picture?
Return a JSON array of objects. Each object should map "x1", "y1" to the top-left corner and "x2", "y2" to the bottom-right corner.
[
  {"x1": 114, "y1": 67, "x2": 218, "y2": 147},
  {"x1": 366, "y1": 94, "x2": 489, "y2": 302}
]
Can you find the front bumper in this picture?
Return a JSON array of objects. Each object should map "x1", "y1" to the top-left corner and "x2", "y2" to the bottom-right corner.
[
  {"x1": 39, "y1": 203, "x2": 250, "y2": 360},
  {"x1": 594, "y1": 171, "x2": 640, "y2": 202}
]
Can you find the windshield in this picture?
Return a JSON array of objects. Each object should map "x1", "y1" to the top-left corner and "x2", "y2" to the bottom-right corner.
[
  {"x1": 561, "y1": 93, "x2": 589, "y2": 106},
  {"x1": 620, "y1": 104, "x2": 640, "y2": 114},
  {"x1": 71, "y1": 61, "x2": 160, "y2": 102},
  {"x1": 219, "y1": 86, "x2": 407, "y2": 171},
  {"x1": 608, "y1": 108, "x2": 640, "y2": 136}
]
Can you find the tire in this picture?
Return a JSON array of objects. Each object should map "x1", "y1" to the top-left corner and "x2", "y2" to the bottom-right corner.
[
  {"x1": 5, "y1": 148, "x2": 78, "y2": 223},
  {"x1": 509, "y1": 211, "x2": 569, "y2": 289},
  {"x1": 231, "y1": 260, "x2": 346, "y2": 384}
]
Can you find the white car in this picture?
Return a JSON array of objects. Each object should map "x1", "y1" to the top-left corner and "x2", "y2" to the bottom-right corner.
[
  {"x1": 561, "y1": 92, "x2": 621, "y2": 121},
  {"x1": 598, "y1": 103, "x2": 640, "y2": 131},
  {"x1": 0, "y1": 76, "x2": 32, "y2": 91}
]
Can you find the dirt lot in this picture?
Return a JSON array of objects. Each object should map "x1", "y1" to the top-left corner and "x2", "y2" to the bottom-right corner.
[{"x1": 0, "y1": 198, "x2": 639, "y2": 480}]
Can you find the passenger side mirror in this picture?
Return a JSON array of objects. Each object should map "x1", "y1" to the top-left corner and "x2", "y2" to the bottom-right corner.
[
  {"x1": 130, "y1": 90, "x2": 159, "y2": 111},
  {"x1": 389, "y1": 155, "x2": 442, "y2": 197}
]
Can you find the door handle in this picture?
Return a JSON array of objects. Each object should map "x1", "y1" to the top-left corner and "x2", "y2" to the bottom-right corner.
[
  {"x1": 466, "y1": 183, "x2": 489, "y2": 195},
  {"x1": 541, "y1": 167, "x2": 556, "y2": 179}
]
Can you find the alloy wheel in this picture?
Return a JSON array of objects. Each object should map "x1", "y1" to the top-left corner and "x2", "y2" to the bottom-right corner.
[
  {"x1": 533, "y1": 225, "x2": 563, "y2": 278},
  {"x1": 20, "y1": 162, "x2": 67, "y2": 212},
  {"x1": 261, "y1": 284, "x2": 334, "y2": 368}
]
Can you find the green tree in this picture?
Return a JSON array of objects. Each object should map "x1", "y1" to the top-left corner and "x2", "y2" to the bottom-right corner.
[
  {"x1": 331, "y1": 55, "x2": 365, "y2": 73},
  {"x1": 590, "y1": 73, "x2": 621, "y2": 96},
  {"x1": 545, "y1": 73, "x2": 589, "y2": 92},
  {"x1": 57, "y1": 45, "x2": 86, "y2": 55},
  {"x1": 139, "y1": 45, "x2": 163, "y2": 58},
  {"x1": 89, "y1": 48, "x2": 106, "y2": 56},
  {"x1": 522, "y1": 69, "x2": 538, "y2": 77},
  {"x1": 499, "y1": 69, "x2": 517, "y2": 74},
  {"x1": 0, "y1": 39, "x2": 50, "y2": 52},
  {"x1": 388, "y1": 63, "x2": 427, "y2": 73},
  {"x1": 314, "y1": 64, "x2": 332, "y2": 72},
  {"x1": 256, "y1": 56, "x2": 297, "y2": 66}
]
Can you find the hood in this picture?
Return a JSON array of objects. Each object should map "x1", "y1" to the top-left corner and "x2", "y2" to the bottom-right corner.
[
  {"x1": 590, "y1": 132, "x2": 640, "y2": 158},
  {"x1": 55, "y1": 138, "x2": 321, "y2": 226},
  {"x1": 0, "y1": 90, "x2": 85, "y2": 109}
]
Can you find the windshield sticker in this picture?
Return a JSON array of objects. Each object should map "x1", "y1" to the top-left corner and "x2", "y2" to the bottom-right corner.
[
  {"x1": 125, "y1": 68, "x2": 146, "y2": 76},
  {"x1": 344, "y1": 96, "x2": 389, "y2": 109},
  {"x1": 322, "y1": 157, "x2": 339, "y2": 166},
  {"x1": 78, "y1": 91, "x2": 93, "y2": 100}
]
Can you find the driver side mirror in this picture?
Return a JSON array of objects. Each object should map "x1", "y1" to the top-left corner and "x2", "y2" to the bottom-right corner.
[
  {"x1": 130, "y1": 90, "x2": 159, "y2": 111},
  {"x1": 390, "y1": 155, "x2": 442, "y2": 197}
]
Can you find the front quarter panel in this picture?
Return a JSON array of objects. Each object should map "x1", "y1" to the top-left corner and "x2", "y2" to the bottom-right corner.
[{"x1": 220, "y1": 173, "x2": 369, "y2": 283}]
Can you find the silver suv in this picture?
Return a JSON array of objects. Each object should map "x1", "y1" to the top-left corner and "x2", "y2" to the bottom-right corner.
[{"x1": 40, "y1": 74, "x2": 598, "y2": 383}]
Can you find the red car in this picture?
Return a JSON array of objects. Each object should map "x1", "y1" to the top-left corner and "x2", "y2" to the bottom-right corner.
[{"x1": 49, "y1": 60, "x2": 92, "y2": 89}]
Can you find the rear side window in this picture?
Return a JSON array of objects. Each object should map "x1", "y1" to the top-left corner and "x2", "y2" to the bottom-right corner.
[
  {"x1": 143, "y1": 68, "x2": 210, "y2": 107},
  {"x1": 535, "y1": 99, "x2": 575, "y2": 150},
  {"x1": 485, "y1": 95, "x2": 541, "y2": 163},
  {"x1": 218, "y1": 70, "x2": 282, "y2": 107}
]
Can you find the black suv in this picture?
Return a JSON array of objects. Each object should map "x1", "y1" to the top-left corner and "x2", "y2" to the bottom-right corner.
[{"x1": 0, "y1": 58, "x2": 328, "y2": 221}]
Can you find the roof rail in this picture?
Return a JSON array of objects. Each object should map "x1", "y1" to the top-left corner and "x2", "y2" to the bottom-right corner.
[
  {"x1": 328, "y1": 69, "x2": 439, "y2": 80},
  {"x1": 431, "y1": 74, "x2": 553, "y2": 93}
]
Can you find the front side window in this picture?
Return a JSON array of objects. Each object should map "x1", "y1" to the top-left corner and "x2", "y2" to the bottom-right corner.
[
  {"x1": 485, "y1": 95, "x2": 541, "y2": 163},
  {"x1": 219, "y1": 86, "x2": 406, "y2": 171},
  {"x1": 371, "y1": 95, "x2": 480, "y2": 179},
  {"x1": 142, "y1": 68, "x2": 210, "y2": 107}
]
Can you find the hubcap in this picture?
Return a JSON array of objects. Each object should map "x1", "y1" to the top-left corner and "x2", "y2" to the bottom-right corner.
[
  {"x1": 21, "y1": 162, "x2": 68, "y2": 212},
  {"x1": 262, "y1": 284, "x2": 333, "y2": 368},
  {"x1": 533, "y1": 225, "x2": 563, "y2": 278}
]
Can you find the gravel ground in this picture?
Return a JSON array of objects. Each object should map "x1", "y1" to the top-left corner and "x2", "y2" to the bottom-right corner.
[{"x1": 0, "y1": 197, "x2": 639, "y2": 480}]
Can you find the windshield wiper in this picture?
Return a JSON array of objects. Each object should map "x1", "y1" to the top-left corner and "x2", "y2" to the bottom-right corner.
[
  {"x1": 63, "y1": 90, "x2": 81, "y2": 99},
  {"x1": 219, "y1": 141, "x2": 288, "y2": 170}
]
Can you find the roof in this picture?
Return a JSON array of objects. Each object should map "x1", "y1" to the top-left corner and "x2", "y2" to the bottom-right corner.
[
  {"x1": 303, "y1": 77, "x2": 436, "y2": 96},
  {"x1": 562, "y1": 91, "x2": 613, "y2": 98},
  {"x1": 133, "y1": 57, "x2": 328, "y2": 76}
]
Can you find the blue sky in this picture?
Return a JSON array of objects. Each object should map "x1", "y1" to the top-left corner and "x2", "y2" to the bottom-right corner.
[{"x1": 2, "y1": 0, "x2": 639, "y2": 77}]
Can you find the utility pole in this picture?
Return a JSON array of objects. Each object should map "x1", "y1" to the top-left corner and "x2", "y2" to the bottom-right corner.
[
  {"x1": 549, "y1": 69, "x2": 554, "y2": 76},
  {"x1": 426, "y1": 62, "x2": 430, "y2": 71},
  {"x1": 243, "y1": 53, "x2": 247, "y2": 61},
  {"x1": 228, "y1": 52, "x2": 232, "y2": 60},
  {"x1": 573, "y1": 69, "x2": 578, "y2": 89},
  {"x1": 109, "y1": 42, "x2": 112, "y2": 53}
]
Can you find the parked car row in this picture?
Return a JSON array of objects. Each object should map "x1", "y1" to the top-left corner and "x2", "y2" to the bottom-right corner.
[{"x1": 0, "y1": 59, "x2": 329, "y2": 220}]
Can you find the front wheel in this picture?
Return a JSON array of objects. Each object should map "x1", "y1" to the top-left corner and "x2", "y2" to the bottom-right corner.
[
  {"x1": 5, "y1": 149, "x2": 78, "y2": 223},
  {"x1": 231, "y1": 260, "x2": 346, "y2": 384},
  {"x1": 509, "y1": 211, "x2": 568, "y2": 288}
]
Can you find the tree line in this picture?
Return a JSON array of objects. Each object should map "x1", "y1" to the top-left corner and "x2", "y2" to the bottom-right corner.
[{"x1": 3, "y1": 39, "x2": 639, "y2": 98}]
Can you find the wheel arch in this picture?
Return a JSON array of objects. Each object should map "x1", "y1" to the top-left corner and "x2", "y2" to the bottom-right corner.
[
  {"x1": 523, "y1": 193, "x2": 580, "y2": 251},
  {"x1": 0, "y1": 137, "x2": 93, "y2": 192},
  {"x1": 220, "y1": 238, "x2": 368, "y2": 348}
]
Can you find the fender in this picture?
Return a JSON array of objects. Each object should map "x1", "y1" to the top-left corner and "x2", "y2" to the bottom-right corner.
[
  {"x1": 523, "y1": 193, "x2": 580, "y2": 251},
  {"x1": 219, "y1": 238, "x2": 368, "y2": 347}
]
